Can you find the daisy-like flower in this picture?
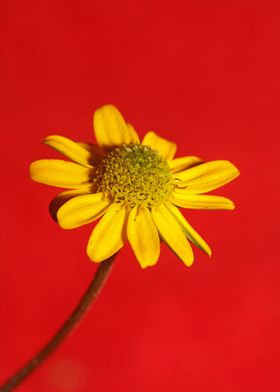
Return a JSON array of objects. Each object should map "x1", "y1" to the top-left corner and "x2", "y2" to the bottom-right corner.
[{"x1": 30, "y1": 105, "x2": 239, "y2": 268}]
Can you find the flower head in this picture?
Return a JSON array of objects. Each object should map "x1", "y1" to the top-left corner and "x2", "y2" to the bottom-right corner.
[{"x1": 30, "y1": 105, "x2": 239, "y2": 268}]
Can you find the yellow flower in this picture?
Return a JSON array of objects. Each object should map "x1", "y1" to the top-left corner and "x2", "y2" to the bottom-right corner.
[{"x1": 29, "y1": 105, "x2": 239, "y2": 268}]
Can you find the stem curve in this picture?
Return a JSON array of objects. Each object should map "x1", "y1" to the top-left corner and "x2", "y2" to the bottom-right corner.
[{"x1": 0, "y1": 255, "x2": 116, "y2": 392}]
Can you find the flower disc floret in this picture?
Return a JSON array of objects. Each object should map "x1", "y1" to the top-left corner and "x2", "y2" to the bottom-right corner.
[{"x1": 94, "y1": 144, "x2": 174, "y2": 207}]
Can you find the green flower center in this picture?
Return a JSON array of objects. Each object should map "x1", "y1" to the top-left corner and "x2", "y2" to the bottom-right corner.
[{"x1": 94, "y1": 144, "x2": 174, "y2": 208}]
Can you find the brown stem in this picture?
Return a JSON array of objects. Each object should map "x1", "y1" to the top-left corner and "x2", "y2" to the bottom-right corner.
[{"x1": 0, "y1": 255, "x2": 116, "y2": 392}]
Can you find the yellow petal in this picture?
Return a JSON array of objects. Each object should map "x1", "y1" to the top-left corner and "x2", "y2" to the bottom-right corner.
[
  {"x1": 151, "y1": 204, "x2": 194, "y2": 266},
  {"x1": 87, "y1": 204, "x2": 127, "y2": 262},
  {"x1": 127, "y1": 123, "x2": 140, "y2": 143},
  {"x1": 93, "y1": 105, "x2": 137, "y2": 148},
  {"x1": 49, "y1": 185, "x2": 94, "y2": 222},
  {"x1": 57, "y1": 193, "x2": 111, "y2": 229},
  {"x1": 169, "y1": 156, "x2": 203, "y2": 173},
  {"x1": 127, "y1": 205, "x2": 160, "y2": 268},
  {"x1": 76, "y1": 142, "x2": 106, "y2": 159},
  {"x1": 142, "y1": 131, "x2": 177, "y2": 161},
  {"x1": 174, "y1": 160, "x2": 240, "y2": 192},
  {"x1": 165, "y1": 203, "x2": 211, "y2": 256},
  {"x1": 43, "y1": 135, "x2": 93, "y2": 168},
  {"x1": 171, "y1": 191, "x2": 235, "y2": 210},
  {"x1": 29, "y1": 159, "x2": 93, "y2": 188}
]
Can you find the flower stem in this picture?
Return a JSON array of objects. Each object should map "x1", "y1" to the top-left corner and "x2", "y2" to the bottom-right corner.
[{"x1": 0, "y1": 255, "x2": 116, "y2": 392}]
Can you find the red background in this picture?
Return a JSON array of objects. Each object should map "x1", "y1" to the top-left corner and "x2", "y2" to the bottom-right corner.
[{"x1": 0, "y1": 1, "x2": 279, "y2": 391}]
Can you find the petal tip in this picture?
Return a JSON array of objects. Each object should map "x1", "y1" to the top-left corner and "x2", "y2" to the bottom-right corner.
[
  {"x1": 56, "y1": 209, "x2": 71, "y2": 229},
  {"x1": 185, "y1": 258, "x2": 194, "y2": 267},
  {"x1": 139, "y1": 262, "x2": 153, "y2": 269},
  {"x1": 56, "y1": 218, "x2": 69, "y2": 230},
  {"x1": 41, "y1": 134, "x2": 60, "y2": 145},
  {"x1": 138, "y1": 258, "x2": 158, "y2": 269},
  {"x1": 182, "y1": 250, "x2": 194, "y2": 267},
  {"x1": 204, "y1": 245, "x2": 212, "y2": 257},
  {"x1": 29, "y1": 160, "x2": 39, "y2": 180},
  {"x1": 87, "y1": 254, "x2": 102, "y2": 263},
  {"x1": 86, "y1": 245, "x2": 101, "y2": 263}
]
